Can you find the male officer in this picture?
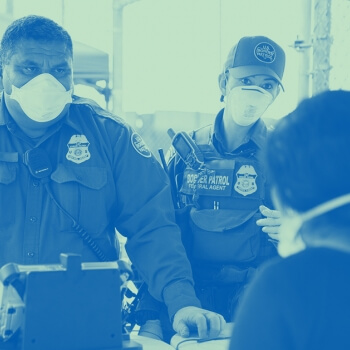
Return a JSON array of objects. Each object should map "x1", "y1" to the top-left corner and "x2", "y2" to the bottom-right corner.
[{"x1": 0, "y1": 15, "x2": 225, "y2": 346}]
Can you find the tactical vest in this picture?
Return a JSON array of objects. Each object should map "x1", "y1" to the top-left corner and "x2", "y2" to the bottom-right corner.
[{"x1": 177, "y1": 125, "x2": 269, "y2": 265}]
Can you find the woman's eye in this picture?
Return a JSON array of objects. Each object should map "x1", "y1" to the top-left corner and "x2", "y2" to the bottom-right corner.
[
  {"x1": 262, "y1": 83, "x2": 273, "y2": 90},
  {"x1": 241, "y1": 78, "x2": 252, "y2": 85}
]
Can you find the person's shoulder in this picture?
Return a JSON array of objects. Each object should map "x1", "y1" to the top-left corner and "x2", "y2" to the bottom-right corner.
[
  {"x1": 257, "y1": 248, "x2": 350, "y2": 285},
  {"x1": 283, "y1": 247, "x2": 350, "y2": 264},
  {"x1": 260, "y1": 249, "x2": 317, "y2": 274},
  {"x1": 252, "y1": 253, "x2": 304, "y2": 285},
  {"x1": 71, "y1": 95, "x2": 127, "y2": 127},
  {"x1": 297, "y1": 247, "x2": 350, "y2": 270}
]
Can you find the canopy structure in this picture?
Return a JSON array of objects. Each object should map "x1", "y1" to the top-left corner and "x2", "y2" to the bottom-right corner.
[{"x1": 73, "y1": 41, "x2": 111, "y2": 104}]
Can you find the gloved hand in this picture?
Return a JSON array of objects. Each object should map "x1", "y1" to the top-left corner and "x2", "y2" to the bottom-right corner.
[
  {"x1": 172, "y1": 306, "x2": 226, "y2": 339},
  {"x1": 256, "y1": 205, "x2": 281, "y2": 241}
]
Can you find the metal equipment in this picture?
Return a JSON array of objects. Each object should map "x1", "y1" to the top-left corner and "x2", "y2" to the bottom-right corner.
[{"x1": 0, "y1": 253, "x2": 142, "y2": 350}]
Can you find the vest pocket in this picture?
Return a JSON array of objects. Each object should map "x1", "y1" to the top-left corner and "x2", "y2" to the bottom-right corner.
[{"x1": 189, "y1": 208, "x2": 262, "y2": 264}]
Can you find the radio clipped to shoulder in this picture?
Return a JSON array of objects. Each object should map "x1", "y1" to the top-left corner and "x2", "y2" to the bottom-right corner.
[{"x1": 167, "y1": 128, "x2": 204, "y2": 170}]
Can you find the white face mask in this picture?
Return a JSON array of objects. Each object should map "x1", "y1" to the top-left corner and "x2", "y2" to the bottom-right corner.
[
  {"x1": 9, "y1": 73, "x2": 73, "y2": 123},
  {"x1": 278, "y1": 193, "x2": 350, "y2": 258},
  {"x1": 227, "y1": 85, "x2": 273, "y2": 126}
]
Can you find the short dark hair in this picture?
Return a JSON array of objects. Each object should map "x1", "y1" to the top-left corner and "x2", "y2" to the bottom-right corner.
[
  {"x1": 266, "y1": 90, "x2": 350, "y2": 213},
  {"x1": 0, "y1": 15, "x2": 73, "y2": 66}
]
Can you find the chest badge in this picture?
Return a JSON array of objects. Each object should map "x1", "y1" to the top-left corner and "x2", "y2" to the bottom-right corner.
[
  {"x1": 66, "y1": 134, "x2": 91, "y2": 164},
  {"x1": 234, "y1": 165, "x2": 257, "y2": 196}
]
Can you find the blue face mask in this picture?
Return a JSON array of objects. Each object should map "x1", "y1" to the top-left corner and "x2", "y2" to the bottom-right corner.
[{"x1": 278, "y1": 193, "x2": 350, "y2": 257}]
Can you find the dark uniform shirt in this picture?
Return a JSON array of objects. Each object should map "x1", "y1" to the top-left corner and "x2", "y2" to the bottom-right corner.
[
  {"x1": 168, "y1": 109, "x2": 274, "y2": 210},
  {"x1": 213, "y1": 108, "x2": 268, "y2": 156},
  {"x1": 166, "y1": 108, "x2": 277, "y2": 320},
  {"x1": 0, "y1": 95, "x2": 200, "y2": 319}
]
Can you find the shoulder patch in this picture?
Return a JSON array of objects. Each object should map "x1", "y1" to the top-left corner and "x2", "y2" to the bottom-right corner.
[{"x1": 131, "y1": 132, "x2": 152, "y2": 158}]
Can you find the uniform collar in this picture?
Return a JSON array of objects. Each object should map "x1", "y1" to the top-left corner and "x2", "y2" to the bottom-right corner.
[
  {"x1": 61, "y1": 96, "x2": 95, "y2": 134},
  {"x1": 61, "y1": 105, "x2": 83, "y2": 134},
  {"x1": 213, "y1": 108, "x2": 267, "y2": 153},
  {"x1": 0, "y1": 92, "x2": 82, "y2": 140}
]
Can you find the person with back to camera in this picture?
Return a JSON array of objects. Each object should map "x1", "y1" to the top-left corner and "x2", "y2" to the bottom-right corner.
[
  {"x1": 136, "y1": 36, "x2": 285, "y2": 342},
  {"x1": 0, "y1": 15, "x2": 226, "y2": 348},
  {"x1": 229, "y1": 89, "x2": 350, "y2": 349}
]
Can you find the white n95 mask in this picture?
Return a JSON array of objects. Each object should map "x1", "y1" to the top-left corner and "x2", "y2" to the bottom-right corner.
[
  {"x1": 9, "y1": 73, "x2": 73, "y2": 122},
  {"x1": 278, "y1": 193, "x2": 350, "y2": 258},
  {"x1": 227, "y1": 86, "x2": 273, "y2": 126}
]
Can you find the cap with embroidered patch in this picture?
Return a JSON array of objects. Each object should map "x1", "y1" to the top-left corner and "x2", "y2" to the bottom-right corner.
[{"x1": 222, "y1": 36, "x2": 285, "y2": 90}]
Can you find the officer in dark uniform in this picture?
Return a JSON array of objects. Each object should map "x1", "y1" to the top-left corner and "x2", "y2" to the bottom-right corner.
[
  {"x1": 137, "y1": 36, "x2": 286, "y2": 342},
  {"x1": 0, "y1": 15, "x2": 225, "y2": 347},
  {"x1": 167, "y1": 35, "x2": 286, "y2": 321}
]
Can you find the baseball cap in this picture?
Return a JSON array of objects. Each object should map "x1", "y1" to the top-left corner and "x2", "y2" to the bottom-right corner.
[{"x1": 221, "y1": 36, "x2": 285, "y2": 90}]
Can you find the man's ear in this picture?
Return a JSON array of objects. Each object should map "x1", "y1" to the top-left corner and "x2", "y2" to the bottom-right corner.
[{"x1": 218, "y1": 72, "x2": 227, "y2": 96}]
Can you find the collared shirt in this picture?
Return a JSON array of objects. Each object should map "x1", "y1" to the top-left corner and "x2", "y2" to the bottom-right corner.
[
  {"x1": 166, "y1": 107, "x2": 276, "y2": 266},
  {"x1": 0, "y1": 95, "x2": 200, "y2": 319},
  {"x1": 212, "y1": 108, "x2": 267, "y2": 156},
  {"x1": 167, "y1": 108, "x2": 272, "y2": 209}
]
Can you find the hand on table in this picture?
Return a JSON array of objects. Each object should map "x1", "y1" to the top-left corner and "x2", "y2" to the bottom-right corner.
[{"x1": 172, "y1": 306, "x2": 226, "y2": 339}]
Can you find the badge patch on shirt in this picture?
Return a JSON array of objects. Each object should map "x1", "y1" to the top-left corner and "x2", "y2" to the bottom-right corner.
[
  {"x1": 234, "y1": 165, "x2": 257, "y2": 196},
  {"x1": 131, "y1": 132, "x2": 151, "y2": 158},
  {"x1": 66, "y1": 134, "x2": 91, "y2": 164}
]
